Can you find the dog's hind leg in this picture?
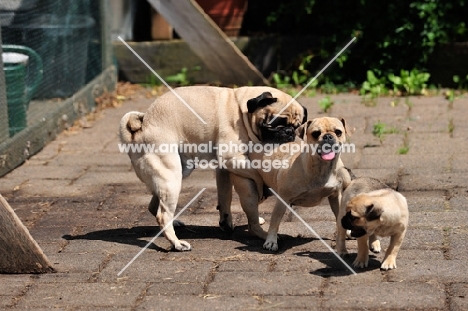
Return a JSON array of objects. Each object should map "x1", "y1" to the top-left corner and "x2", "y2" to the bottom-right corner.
[
  {"x1": 148, "y1": 195, "x2": 185, "y2": 227},
  {"x1": 230, "y1": 174, "x2": 267, "y2": 240},
  {"x1": 216, "y1": 168, "x2": 233, "y2": 233},
  {"x1": 144, "y1": 154, "x2": 190, "y2": 251}
]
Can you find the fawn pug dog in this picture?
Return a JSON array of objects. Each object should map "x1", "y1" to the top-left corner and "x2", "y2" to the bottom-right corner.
[
  {"x1": 230, "y1": 117, "x2": 352, "y2": 251},
  {"x1": 120, "y1": 86, "x2": 307, "y2": 251},
  {"x1": 337, "y1": 177, "x2": 409, "y2": 270}
]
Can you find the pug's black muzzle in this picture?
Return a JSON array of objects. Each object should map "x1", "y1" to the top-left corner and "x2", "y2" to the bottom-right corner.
[
  {"x1": 341, "y1": 212, "x2": 367, "y2": 238},
  {"x1": 260, "y1": 124, "x2": 296, "y2": 144}
]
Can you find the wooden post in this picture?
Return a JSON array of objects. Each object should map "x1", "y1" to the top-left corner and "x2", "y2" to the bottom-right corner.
[
  {"x1": 147, "y1": 0, "x2": 268, "y2": 85},
  {"x1": 0, "y1": 194, "x2": 54, "y2": 273}
]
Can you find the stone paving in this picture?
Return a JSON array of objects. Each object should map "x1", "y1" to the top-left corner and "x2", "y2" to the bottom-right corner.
[{"x1": 0, "y1": 89, "x2": 467, "y2": 310}]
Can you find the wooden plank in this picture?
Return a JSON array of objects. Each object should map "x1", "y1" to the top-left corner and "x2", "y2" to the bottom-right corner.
[
  {"x1": 147, "y1": 0, "x2": 268, "y2": 85},
  {"x1": 0, "y1": 194, "x2": 54, "y2": 273}
]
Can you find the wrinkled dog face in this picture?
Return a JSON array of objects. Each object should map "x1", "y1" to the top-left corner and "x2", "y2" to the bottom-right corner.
[
  {"x1": 247, "y1": 92, "x2": 307, "y2": 143},
  {"x1": 296, "y1": 117, "x2": 348, "y2": 161},
  {"x1": 341, "y1": 194, "x2": 383, "y2": 237}
]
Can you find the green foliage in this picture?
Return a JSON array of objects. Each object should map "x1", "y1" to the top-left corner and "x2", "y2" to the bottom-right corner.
[
  {"x1": 165, "y1": 66, "x2": 201, "y2": 86},
  {"x1": 360, "y1": 70, "x2": 388, "y2": 99},
  {"x1": 398, "y1": 132, "x2": 410, "y2": 155},
  {"x1": 144, "y1": 74, "x2": 162, "y2": 87},
  {"x1": 272, "y1": 72, "x2": 292, "y2": 88},
  {"x1": 255, "y1": 0, "x2": 468, "y2": 86},
  {"x1": 453, "y1": 74, "x2": 468, "y2": 89},
  {"x1": 388, "y1": 69, "x2": 430, "y2": 95},
  {"x1": 372, "y1": 121, "x2": 398, "y2": 143},
  {"x1": 318, "y1": 96, "x2": 334, "y2": 113},
  {"x1": 448, "y1": 118, "x2": 454, "y2": 136},
  {"x1": 398, "y1": 146, "x2": 410, "y2": 155}
]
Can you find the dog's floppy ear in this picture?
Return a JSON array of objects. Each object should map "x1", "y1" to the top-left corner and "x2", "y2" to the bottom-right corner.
[
  {"x1": 247, "y1": 92, "x2": 278, "y2": 113},
  {"x1": 301, "y1": 105, "x2": 308, "y2": 124},
  {"x1": 340, "y1": 117, "x2": 353, "y2": 137},
  {"x1": 365, "y1": 204, "x2": 382, "y2": 221},
  {"x1": 296, "y1": 119, "x2": 313, "y2": 140}
]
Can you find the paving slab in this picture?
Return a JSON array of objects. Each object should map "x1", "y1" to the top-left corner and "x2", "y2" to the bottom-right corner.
[{"x1": 1, "y1": 90, "x2": 468, "y2": 310}]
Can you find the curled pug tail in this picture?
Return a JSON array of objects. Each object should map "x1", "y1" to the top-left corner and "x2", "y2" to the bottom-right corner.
[{"x1": 119, "y1": 111, "x2": 145, "y2": 143}]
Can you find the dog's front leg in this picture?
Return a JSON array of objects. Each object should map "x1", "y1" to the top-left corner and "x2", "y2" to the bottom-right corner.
[
  {"x1": 369, "y1": 234, "x2": 381, "y2": 253},
  {"x1": 381, "y1": 229, "x2": 406, "y2": 270},
  {"x1": 335, "y1": 221, "x2": 349, "y2": 256},
  {"x1": 263, "y1": 200, "x2": 287, "y2": 251},
  {"x1": 328, "y1": 194, "x2": 341, "y2": 220},
  {"x1": 230, "y1": 174, "x2": 267, "y2": 240},
  {"x1": 353, "y1": 235, "x2": 369, "y2": 268},
  {"x1": 225, "y1": 155, "x2": 264, "y2": 201},
  {"x1": 335, "y1": 196, "x2": 348, "y2": 256},
  {"x1": 216, "y1": 168, "x2": 233, "y2": 232}
]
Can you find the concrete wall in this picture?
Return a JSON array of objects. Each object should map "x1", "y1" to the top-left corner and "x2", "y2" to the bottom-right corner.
[{"x1": 113, "y1": 35, "x2": 320, "y2": 85}]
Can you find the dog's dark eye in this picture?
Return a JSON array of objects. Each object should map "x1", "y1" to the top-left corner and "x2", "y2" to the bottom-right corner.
[
  {"x1": 335, "y1": 129, "x2": 342, "y2": 137},
  {"x1": 311, "y1": 131, "x2": 321, "y2": 139}
]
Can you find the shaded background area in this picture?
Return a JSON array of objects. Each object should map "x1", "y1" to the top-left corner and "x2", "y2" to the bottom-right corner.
[{"x1": 128, "y1": 0, "x2": 468, "y2": 88}]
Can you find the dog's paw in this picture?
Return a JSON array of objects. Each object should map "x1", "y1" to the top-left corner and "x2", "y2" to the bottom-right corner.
[
  {"x1": 219, "y1": 220, "x2": 234, "y2": 233},
  {"x1": 352, "y1": 255, "x2": 369, "y2": 268},
  {"x1": 370, "y1": 240, "x2": 381, "y2": 253},
  {"x1": 380, "y1": 258, "x2": 397, "y2": 271},
  {"x1": 263, "y1": 240, "x2": 279, "y2": 252},
  {"x1": 259, "y1": 217, "x2": 265, "y2": 225},
  {"x1": 173, "y1": 240, "x2": 192, "y2": 251},
  {"x1": 337, "y1": 249, "x2": 349, "y2": 257},
  {"x1": 219, "y1": 212, "x2": 233, "y2": 232}
]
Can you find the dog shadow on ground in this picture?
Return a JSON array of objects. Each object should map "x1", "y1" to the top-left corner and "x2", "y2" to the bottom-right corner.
[
  {"x1": 295, "y1": 250, "x2": 382, "y2": 277},
  {"x1": 62, "y1": 224, "x2": 315, "y2": 254}
]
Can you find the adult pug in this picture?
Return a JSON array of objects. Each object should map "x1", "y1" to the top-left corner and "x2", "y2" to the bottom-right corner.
[
  {"x1": 119, "y1": 86, "x2": 307, "y2": 251},
  {"x1": 337, "y1": 177, "x2": 408, "y2": 270},
  {"x1": 230, "y1": 117, "x2": 351, "y2": 251}
]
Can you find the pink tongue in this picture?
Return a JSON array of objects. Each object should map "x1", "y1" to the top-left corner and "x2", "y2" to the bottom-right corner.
[{"x1": 321, "y1": 151, "x2": 336, "y2": 161}]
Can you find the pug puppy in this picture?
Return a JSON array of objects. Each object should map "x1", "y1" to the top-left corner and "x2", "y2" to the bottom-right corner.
[
  {"x1": 337, "y1": 177, "x2": 409, "y2": 270},
  {"x1": 230, "y1": 117, "x2": 352, "y2": 251},
  {"x1": 119, "y1": 86, "x2": 307, "y2": 251}
]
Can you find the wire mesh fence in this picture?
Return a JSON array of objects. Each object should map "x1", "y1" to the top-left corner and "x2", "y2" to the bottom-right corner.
[
  {"x1": 0, "y1": 0, "x2": 102, "y2": 137},
  {"x1": 0, "y1": 0, "x2": 114, "y2": 176}
]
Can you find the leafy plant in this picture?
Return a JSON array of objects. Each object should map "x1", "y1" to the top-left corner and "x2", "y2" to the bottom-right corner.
[
  {"x1": 318, "y1": 96, "x2": 334, "y2": 113},
  {"x1": 398, "y1": 132, "x2": 410, "y2": 154},
  {"x1": 453, "y1": 74, "x2": 468, "y2": 89},
  {"x1": 360, "y1": 70, "x2": 388, "y2": 104},
  {"x1": 398, "y1": 146, "x2": 410, "y2": 154},
  {"x1": 272, "y1": 72, "x2": 292, "y2": 88},
  {"x1": 444, "y1": 89, "x2": 458, "y2": 108},
  {"x1": 448, "y1": 118, "x2": 454, "y2": 137},
  {"x1": 165, "y1": 66, "x2": 200, "y2": 86},
  {"x1": 388, "y1": 69, "x2": 430, "y2": 95},
  {"x1": 144, "y1": 74, "x2": 162, "y2": 87},
  {"x1": 372, "y1": 121, "x2": 398, "y2": 143},
  {"x1": 259, "y1": 0, "x2": 468, "y2": 87}
]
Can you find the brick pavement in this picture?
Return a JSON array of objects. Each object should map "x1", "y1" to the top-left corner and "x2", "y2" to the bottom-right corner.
[{"x1": 0, "y1": 90, "x2": 467, "y2": 310}]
